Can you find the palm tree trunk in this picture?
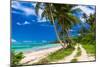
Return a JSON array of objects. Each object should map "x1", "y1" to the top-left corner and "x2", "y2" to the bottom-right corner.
[
  {"x1": 49, "y1": 4, "x2": 65, "y2": 48},
  {"x1": 65, "y1": 29, "x2": 70, "y2": 46}
]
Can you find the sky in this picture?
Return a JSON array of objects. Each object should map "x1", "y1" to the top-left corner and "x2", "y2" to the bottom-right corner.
[{"x1": 11, "y1": 1, "x2": 95, "y2": 43}]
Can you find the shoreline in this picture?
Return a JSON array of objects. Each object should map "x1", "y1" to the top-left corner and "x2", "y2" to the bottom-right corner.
[
  {"x1": 12, "y1": 43, "x2": 61, "y2": 53},
  {"x1": 20, "y1": 45, "x2": 62, "y2": 64},
  {"x1": 23, "y1": 44, "x2": 60, "y2": 55}
]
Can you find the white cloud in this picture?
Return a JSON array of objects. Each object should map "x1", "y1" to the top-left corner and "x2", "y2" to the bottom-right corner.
[
  {"x1": 73, "y1": 6, "x2": 95, "y2": 22},
  {"x1": 80, "y1": 17, "x2": 86, "y2": 22},
  {"x1": 16, "y1": 22, "x2": 22, "y2": 25},
  {"x1": 23, "y1": 8, "x2": 35, "y2": 16},
  {"x1": 12, "y1": 1, "x2": 21, "y2": 9},
  {"x1": 12, "y1": 39, "x2": 17, "y2": 43},
  {"x1": 38, "y1": 18, "x2": 48, "y2": 23},
  {"x1": 32, "y1": 3, "x2": 36, "y2": 7},
  {"x1": 16, "y1": 21, "x2": 30, "y2": 26},
  {"x1": 23, "y1": 21, "x2": 30, "y2": 25},
  {"x1": 12, "y1": 1, "x2": 48, "y2": 23},
  {"x1": 12, "y1": 1, "x2": 35, "y2": 16},
  {"x1": 36, "y1": 8, "x2": 49, "y2": 23},
  {"x1": 12, "y1": 11, "x2": 22, "y2": 15},
  {"x1": 73, "y1": 6, "x2": 95, "y2": 16}
]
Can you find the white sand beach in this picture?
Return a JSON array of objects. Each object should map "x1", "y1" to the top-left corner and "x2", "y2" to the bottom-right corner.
[
  {"x1": 20, "y1": 45, "x2": 62, "y2": 64},
  {"x1": 20, "y1": 43, "x2": 95, "y2": 65}
]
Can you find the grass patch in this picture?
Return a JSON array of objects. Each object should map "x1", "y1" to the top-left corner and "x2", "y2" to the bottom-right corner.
[
  {"x1": 71, "y1": 58, "x2": 78, "y2": 63},
  {"x1": 37, "y1": 58, "x2": 50, "y2": 64},
  {"x1": 75, "y1": 46, "x2": 81, "y2": 57},
  {"x1": 82, "y1": 44, "x2": 96, "y2": 56},
  {"x1": 36, "y1": 47, "x2": 74, "y2": 64},
  {"x1": 71, "y1": 46, "x2": 81, "y2": 63}
]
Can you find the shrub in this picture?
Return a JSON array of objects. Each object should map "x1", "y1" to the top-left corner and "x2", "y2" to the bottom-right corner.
[{"x1": 11, "y1": 51, "x2": 24, "y2": 67}]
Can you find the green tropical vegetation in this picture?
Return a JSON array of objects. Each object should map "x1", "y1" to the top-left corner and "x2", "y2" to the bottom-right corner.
[
  {"x1": 36, "y1": 47, "x2": 74, "y2": 64},
  {"x1": 71, "y1": 58, "x2": 78, "y2": 63},
  {"x1": 77, "y1": 13, "x2": 96, "y2": 56},
  {"x1": 75, "y1": 46, "x2": 81, "y2": 57},
  {"x1": 83, "y1": 44, "x2": 96, "y2": 56},
  {"x1": 11, "y1": 51, "x2": 24, "y2": 67},
  {"x1": 35, "y1": 3, "x2": 81, "y2": 48},
  {"x1": 35, "y1": 3, "x2": 96, "y2": 63},
  {"x1": 71, "y1": 46, "x2": 81, "y2": 63},
  {"x1": 11, "y1": 2, "x2": 96, "y2": 66}
]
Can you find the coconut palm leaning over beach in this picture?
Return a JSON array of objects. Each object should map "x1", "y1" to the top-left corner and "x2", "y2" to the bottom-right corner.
[{"x1": 35, "y1": 3, "x2": 82, "y2": 48}]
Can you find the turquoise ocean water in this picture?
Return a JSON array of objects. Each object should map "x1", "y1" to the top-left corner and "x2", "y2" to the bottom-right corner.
[{"x1": 11, "y1": 43, "x2": 60, "y2": 53}]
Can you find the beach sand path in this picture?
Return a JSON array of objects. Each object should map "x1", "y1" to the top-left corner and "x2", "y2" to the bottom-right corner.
[
  {"x1": 51, "y1": 44, "x2": 79, "y2": 63},
  {"x1": 20, "y1": 46, "x2": 62, "y2": 64},
  {"x1": 77, "y1": 44, "x2": 95, "y2": 61}
]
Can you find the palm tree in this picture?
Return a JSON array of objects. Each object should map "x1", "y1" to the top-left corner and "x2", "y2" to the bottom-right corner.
[
  {"x1": 11, "y1": 51, "x2": 24, "y2": 67},
  {"x1": 54, "y1": 4, "x2": 81, "y2": 47},
  {"x1": 82, "y1": 12, "x2": 96, "y2": 32},
  {"x1": 35, "y1": 3, "x2": 81, "y2": 48},
  {"x1": 87, "y1": 13, "x2": 96, "y2": 44},
  {"x1": 87, "y1": 13, "x2": 96, "y2": 32},
  {"x1": 78, "y1": 12, "x2": 96, "y2": 45},
  {"x1": 35, "y1": 3, "x2": 65, "y2": 48},
  {"x1": 82, "y1": 13, "x2": 88, "y2": 23}
]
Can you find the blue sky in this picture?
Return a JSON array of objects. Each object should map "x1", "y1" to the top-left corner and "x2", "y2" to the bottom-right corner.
[{"x1": 11, "y1": 1, "x2": 95, "y2": 43}]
